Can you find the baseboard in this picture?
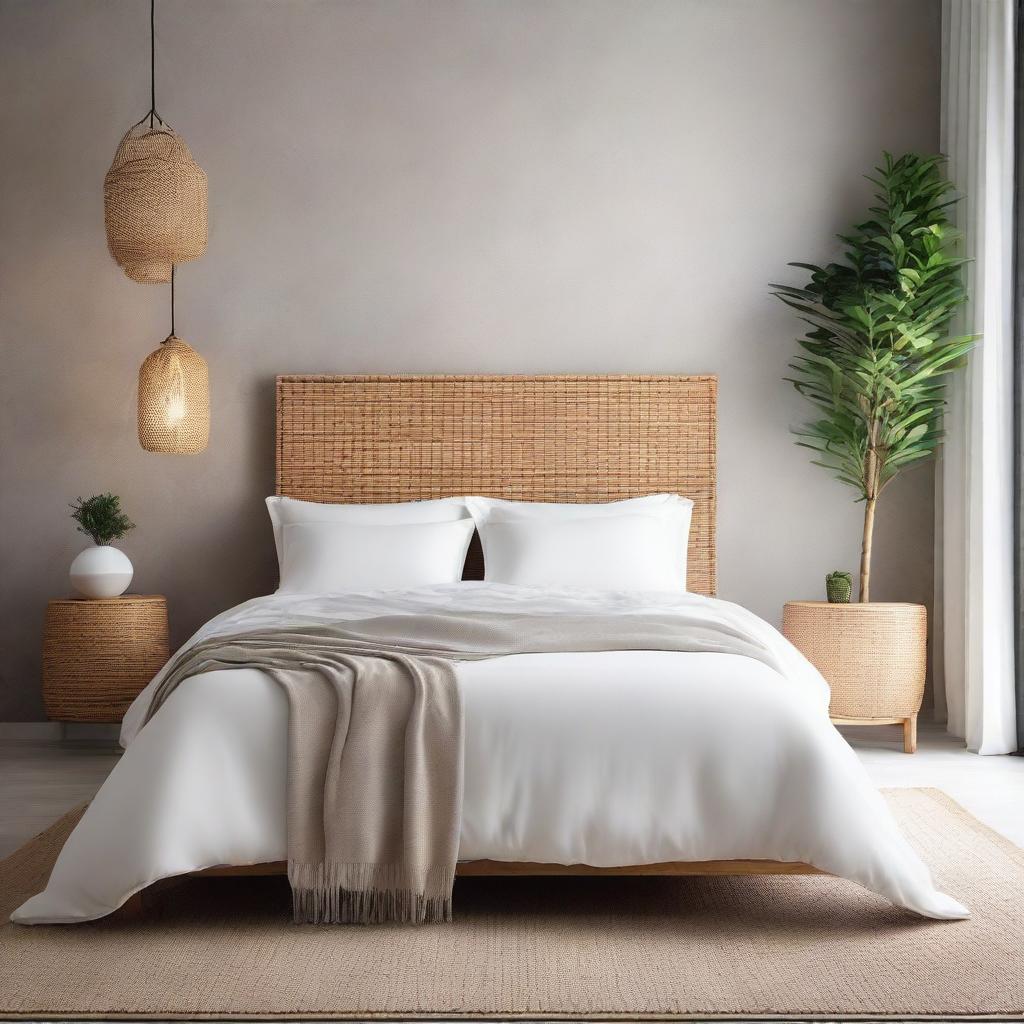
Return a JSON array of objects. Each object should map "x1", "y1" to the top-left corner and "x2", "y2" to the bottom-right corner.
[{"x1": 0, "y1": 721, "x2": 120, "y2": 743}]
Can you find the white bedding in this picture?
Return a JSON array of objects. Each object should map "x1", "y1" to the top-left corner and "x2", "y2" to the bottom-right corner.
[{"x1": 12, "y1": 583, "x2": 969, "y2": 924}]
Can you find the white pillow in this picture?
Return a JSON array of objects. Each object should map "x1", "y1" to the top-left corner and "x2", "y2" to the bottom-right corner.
[
  {"x1": 278, "y1": 519, "x2": 475, "y2": 594},
  {"x1": 478, "y1": 513, "x2": 686, "y2": 591},
  {"x1": 465, "y1": 493, "x2": 691, "y2": 525},
  {"x1": 266, "y1": 495, "x2": 469, "y2": 567},
  {"x1": 467, "y1": 494, "x2": 692, "y2": 589}
]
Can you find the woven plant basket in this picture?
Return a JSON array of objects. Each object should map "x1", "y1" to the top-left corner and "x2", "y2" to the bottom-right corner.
[
  {"x1": 138, "y1": 335, "x2": 210, "y2": 453},
  {"x1": 782, "y1": 601, "x2": 927, "y2": 720},
  {"x1": 104, "y1": 123, "x2": 207, "y2": 284}
]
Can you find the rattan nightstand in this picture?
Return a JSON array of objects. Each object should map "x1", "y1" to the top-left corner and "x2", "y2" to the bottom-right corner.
[
  {"x1": 782, "y1": 600, "x2": 927, "y2": 753},
  {"x1": 42, "y1": 596, "x2": 170, "y2": 722}
]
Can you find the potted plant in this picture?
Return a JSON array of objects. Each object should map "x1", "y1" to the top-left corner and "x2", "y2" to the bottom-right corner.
[
  {"x1": 825, "y1": 570, "x2": 853, "y2": 604},
  {"x1": 773, "y1": 152, "x2": 976, "y2": 752},
  {"x1": 68, "y1": 494, "x2": 136, "y2": 599}
]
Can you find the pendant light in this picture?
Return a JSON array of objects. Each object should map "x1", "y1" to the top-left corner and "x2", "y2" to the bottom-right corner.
[
  {"x1": 138, "y1": 267, "x2": 210, "y2": 453},
  {"x1": 104, "y1": 0, "x2": 207, "y2": 284}
]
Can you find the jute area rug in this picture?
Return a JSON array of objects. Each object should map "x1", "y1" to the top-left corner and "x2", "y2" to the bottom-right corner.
[{"x1": 0, "y1": 788, "x2": 1021, "y2": 1020}]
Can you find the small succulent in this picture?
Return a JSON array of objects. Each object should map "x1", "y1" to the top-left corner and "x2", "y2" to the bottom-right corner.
[
  {"x1": 825, "y1": 570, "x2": 853, "y2": 604},
  {"x1": 70, "y1": 494, "x2": 135, "y2": 547}
]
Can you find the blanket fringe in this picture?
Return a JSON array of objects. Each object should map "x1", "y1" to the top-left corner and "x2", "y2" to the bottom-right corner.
[{"x1": 289, "y1": 861, "x2": 455, "y2": 924}]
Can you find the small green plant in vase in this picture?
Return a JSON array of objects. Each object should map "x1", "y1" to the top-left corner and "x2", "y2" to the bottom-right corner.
[
  {"x1": 825, "y1": 571, "x2": 852, "y2": 604},
  {"x1": 68, "y1": 494, "x2": 136, "y2": 598}
]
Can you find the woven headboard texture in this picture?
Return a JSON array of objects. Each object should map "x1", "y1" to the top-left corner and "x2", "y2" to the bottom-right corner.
[{"x1": 276, "y1": 374, "x2": 717, "y2": 595}]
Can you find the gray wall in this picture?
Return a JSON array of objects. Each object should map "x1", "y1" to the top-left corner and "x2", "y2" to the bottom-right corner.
[{"x1": 0, "y1": 0, "x2": 940, "y2": 720}]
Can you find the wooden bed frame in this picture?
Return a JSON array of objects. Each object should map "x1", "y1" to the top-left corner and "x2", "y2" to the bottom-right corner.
[{"x1": 152, "y1": 374, "x2": 817, "y2": 904}]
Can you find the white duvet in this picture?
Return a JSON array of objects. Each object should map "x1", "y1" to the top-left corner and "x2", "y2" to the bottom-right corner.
[{"x1": 13, "y1": 583, "x2": 968, "y2": 924}]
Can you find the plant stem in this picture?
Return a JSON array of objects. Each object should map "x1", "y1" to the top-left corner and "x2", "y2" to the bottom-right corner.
[
  {"x1": 859, "y1": 495, "x2": 876, "y2": 603},
  {"x1": 859, "y1": 408, "x2": 883, "y2": 603}
]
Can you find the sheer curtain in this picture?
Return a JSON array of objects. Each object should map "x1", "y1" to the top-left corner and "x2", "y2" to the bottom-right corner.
[
  {"x1": 1016, "y1": 0, "x2": 1024, "y2": 752},
  {"x1": 935, "y1": 0, "x2": 1018, "y2": 754}
]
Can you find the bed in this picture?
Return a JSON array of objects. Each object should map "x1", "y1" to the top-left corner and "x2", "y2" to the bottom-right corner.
[{"x1": 11, "y1": 374, "x2": 968, "y2": 923}]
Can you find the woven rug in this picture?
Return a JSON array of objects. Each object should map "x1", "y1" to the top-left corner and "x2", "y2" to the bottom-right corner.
[{"x1": 0, "y1": 788, "x2": 1021, "y2": 1020}]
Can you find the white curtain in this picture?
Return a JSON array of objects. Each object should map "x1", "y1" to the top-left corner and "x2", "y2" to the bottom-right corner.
[{"x1": 936, "y1": 0, "x2": 1018, "y2": 754}]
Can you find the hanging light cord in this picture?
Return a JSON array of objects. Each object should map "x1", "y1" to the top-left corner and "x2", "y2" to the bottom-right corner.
[
  {"x1": 158, "y1": 0, "x2": 173, "y2": 347},
  {"x1": 160, "y1": 265, "x2": 176, "y2": 344},
  {"x1": 132, "y1": 0, "x2": 164, "y2": 131},
  {"x1": 149, "y1": 0, "x2": 156, "y2": 128}
]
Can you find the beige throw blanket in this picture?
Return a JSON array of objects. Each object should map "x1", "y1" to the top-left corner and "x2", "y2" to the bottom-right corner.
[{"x1": 141, "y1": 612, "x2": 780, "y2": 924}]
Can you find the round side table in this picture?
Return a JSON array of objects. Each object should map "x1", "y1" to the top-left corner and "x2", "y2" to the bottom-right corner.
[
  {"x1": 782, "y1": 600, "x2": 927, "y2": 753},
  {"x1": 42, "y1": 595, "x2": 169, "y2": 722}
]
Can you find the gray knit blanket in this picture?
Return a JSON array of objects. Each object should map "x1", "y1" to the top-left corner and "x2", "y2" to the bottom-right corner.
[{"x1": 140, "y1": 611, "x2": 780, "y2": 924}]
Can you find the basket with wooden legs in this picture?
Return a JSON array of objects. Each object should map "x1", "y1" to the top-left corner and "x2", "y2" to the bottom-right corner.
[{"x1": 782, "y1": 601, "x2": 926, "y2": 754}]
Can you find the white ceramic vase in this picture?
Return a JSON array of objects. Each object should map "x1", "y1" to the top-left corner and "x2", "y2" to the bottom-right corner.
[{"x1": 69, "y1": 545, "x2": 134, "y2": 599}]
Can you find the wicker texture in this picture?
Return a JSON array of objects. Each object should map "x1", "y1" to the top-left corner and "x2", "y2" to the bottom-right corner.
[
  {"x1": 42, "y1": 597, "x2": 169, "y2": 723},
  {"x1": 104, "y1": 124, "x2": 208, "y2": 283},
  {"x1": 138, "y1": 335, "x2": 210, "y2": 453},
  {"x1": 782, "y1": 602, "x2": 927, "y2": 719},
  {"x1": 276, "y1": 375, "x2": 717, "y2": 595}
]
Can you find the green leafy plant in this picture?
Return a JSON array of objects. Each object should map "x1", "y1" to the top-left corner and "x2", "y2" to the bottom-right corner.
[
  {"x1": 772, "y1": 152, "x2": 976, "y2": 602},
  {"x1": 825, "y1": 570, "x2": 853, "y2": 604},
  {"x1": 70, "y1": 494, "x2": 135, "y2": 547}
]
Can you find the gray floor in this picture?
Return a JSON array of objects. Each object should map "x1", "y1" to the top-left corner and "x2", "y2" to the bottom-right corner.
[
  {"x1": 1, "y1": 715, "x2": 1022, "y2": 860},
  {"x1": 1, "y1": 733, "x2": 120, "y2": 859}
]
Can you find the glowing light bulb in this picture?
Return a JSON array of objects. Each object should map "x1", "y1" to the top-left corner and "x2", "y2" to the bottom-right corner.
[
  {"x1": 164, "y1": 393, "x2": 186, "y2": 426},
  {"x1": 163, "y1": 356, "x2": 187, "y2": 426}
]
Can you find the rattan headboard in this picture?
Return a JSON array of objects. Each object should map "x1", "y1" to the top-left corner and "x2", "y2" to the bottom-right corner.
[{"x1": 276, "y1": 374, "x2": 717, "y2": 595}]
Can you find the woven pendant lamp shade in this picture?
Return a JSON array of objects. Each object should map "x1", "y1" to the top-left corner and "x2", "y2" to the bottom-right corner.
[
  {"x1": 104, "y1": 124, "x2": 207, "y2": 284},
  {"x1": 138, "y1": 336, "x2": 210, "y2": 453}
]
